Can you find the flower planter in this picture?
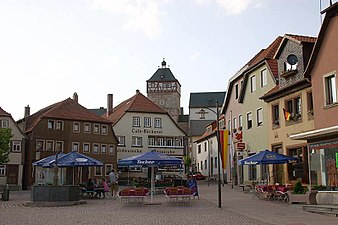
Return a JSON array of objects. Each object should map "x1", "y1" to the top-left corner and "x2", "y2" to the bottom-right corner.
[{"x1": 287, "y1": 190, "x2": 318, "y2": 205}]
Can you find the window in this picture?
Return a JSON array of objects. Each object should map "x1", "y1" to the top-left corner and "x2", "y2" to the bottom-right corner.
[
  {"x1": 144, "y1": 117, "x2": 151, "y2": 127},
  {"x1": 204, "y1": 142, "x2": 207, "y2": 152},
  {"x1": 200, "y1": 161, "x2": 203, "y2": 171},
  {"x1": 55, "y1": 141, "x2": 64, "y2": 152},
  {"x1": 0, "y1": 165, "x2": 5, "y2": 176},
  {"x1": 133, "y1": 116, "x2": 140, "y2": 127},
  {"x1": 56, "y1": 121, "x2": 64, "y2": 130},
  {"x1": 155, "y1": 118, "x2": 162, "y2": 128},
  {"x1": 12, "y1": 141, "x2": 21, "y2": 152},
  {"x1": 72, "y1": 142, "x2": 79, "y2": 152},
  {"x1": 257, "y1": 108, "x2": 263, "y2": 126},
  {"x1": 205, "y1": 159, "x2": 207, "y2": 170},
  {"x1": 284, "y1": 61, "x2": 298, "y2": 72},
  {"x1": 36, "y1": 140, "x2": 44, "y2": 152},
  {"x1": 272, "y1": 104, "x2": 279, "y2": 126},
  {"x1": 94, "y1": 124, "x2": 100, "y2": 134},
  {"x1": 132, "y1": 137, "x2": 142, "y2": 147},
  {"x1": 95, "y1": 166, "x2": 102, "y2": 176},
  {"x1": 83, "y1": 143, "x2": 90, "y2": 153},
  {"x1": 93, "y1": 144, "x2": 99, "y2": 153},
  {"x1": 73, "y1": 122, "x2": 80, "y2": 133},
  {"x1": 285, "y1": 96, "x2": 302, "y2": 121},
  {"x1": 105, "y1": 164, "x2": 113, "y2": 176},
  {"x1": 247, "y1": 112, "x2": 252, "y2": 129},
  {"x1": 238, "y1": 115, "x2": 243, "y2": 128},
  {"x1": 148, "y1": 138, "x2": 155, "y2": 146},
  {"x1": 48, "y1": 120, "x2": 55, "y2": 129},
  {"x1": 46, "y1": 140, "x2": 54, "y2": 151},
  {"x1": 84, "y1": 123, "x2": 91, "y2": 133},
  {"x1": 214, "y1": 157, "x2": 217, "y2": 168},
  {"x1": 0, "y1": 119, "x2": 9, "y2": 128},
  {"x1": 198, "y1": 145, "x2": 201, "y2": 154},
  {"x1": 325, "y1": 74, "x2": 337, "y2": 105},
  {"x1": 250, "y1": 75, "x2": 256, "y2": 93},
  {"x1": 109, "y1": 145, "x2": 115, "y2": 155},
  {"x1": 101, "y1": 144, "x2": 107, "y2": 154},
  {"x1": 227, "y1": 119, "x2": 231, "y2": 130},
  {"x1": 235, "y1": 83, "x2": 239, "y2": 99},
  {"x1": 307, "y1": 92, "x2": 314, "y2": 116},
  {"x1": 157, "y1": 138, "x2": 164, "y2": 146},
  {"x1": 233, "y1": 117, "x2": 237, "y2": 129},
  {"x1": 117, "y1": 136, "x2": 125, "y2": 146},
  {"x1": 102, "y1": 125, "x2": 108, "y2": 135},
  {"x1": 260, "y1": 69, "x2": 267, "y2": 87},
  {"x1": 167, "y1": 138, "x2": 173, "y2": 147}
]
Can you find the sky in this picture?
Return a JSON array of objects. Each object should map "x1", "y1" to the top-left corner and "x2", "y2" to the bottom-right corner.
[{"x1": 0, "y1": 0, "x2": 333, "y2": 121}]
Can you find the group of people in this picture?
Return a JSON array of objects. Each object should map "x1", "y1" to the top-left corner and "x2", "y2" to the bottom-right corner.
[{"x1": 85, "y1": 169, "x2": 119, "y2": 199}]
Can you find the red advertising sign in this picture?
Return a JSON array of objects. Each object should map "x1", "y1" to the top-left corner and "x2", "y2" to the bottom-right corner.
[{"x1": 236, "y1": 142, "x2": 246, "y2": 150}]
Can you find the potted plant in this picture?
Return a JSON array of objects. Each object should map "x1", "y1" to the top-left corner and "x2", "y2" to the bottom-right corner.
[{"x1": 286, "y1": 180, "x2": 317, "y2": 205}]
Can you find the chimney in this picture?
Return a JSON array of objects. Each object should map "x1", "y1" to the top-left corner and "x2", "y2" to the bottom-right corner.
[
  {"x1": 73, "y1": 92, "x2": 78, "y2": 103},
  {"x1": 24, "y1": 105, "x2": 30, "y2": 118},
  {"x1": 180, "y1": 107, "x2": 184, "y2": 115},
  {"x1": 107, "y1": 94, "x2": 113, "y2": 116},
  {"x1": 136, "y1": 89, "x2": 140, "y2": 94}
]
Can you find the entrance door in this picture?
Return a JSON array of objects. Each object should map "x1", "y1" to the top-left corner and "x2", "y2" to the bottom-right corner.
[{"x1": 7, "y1": 165, "x2": 18, "y2": 184}]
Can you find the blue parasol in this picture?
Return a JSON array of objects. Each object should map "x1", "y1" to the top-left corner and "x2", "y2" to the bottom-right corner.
[{"x1": 238, "y1": 149, "x2": 297, "y2": 165}]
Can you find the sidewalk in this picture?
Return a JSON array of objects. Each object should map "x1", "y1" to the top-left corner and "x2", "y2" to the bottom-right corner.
[{"x1": 198, "y1": 182, "x2": 338, "y2": 225}]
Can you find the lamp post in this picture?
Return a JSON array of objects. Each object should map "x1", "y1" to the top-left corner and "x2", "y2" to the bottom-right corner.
[{"x1": 198, "y1": 100, "x2": 222, "y2": 208}]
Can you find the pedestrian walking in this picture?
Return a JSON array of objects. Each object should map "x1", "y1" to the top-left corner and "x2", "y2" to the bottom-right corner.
[{"x1": 109, "y1": 169, "x2": 118, "y2": 199}]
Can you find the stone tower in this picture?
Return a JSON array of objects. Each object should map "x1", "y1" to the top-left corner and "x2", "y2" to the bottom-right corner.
[{"x1": 147, "y1": 59, "x2": 181, "y2": 122}]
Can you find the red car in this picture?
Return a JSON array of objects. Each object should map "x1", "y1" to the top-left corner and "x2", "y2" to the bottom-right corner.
[{"x1": 192, "y1": 172, "x2": 206, "y2": 180}]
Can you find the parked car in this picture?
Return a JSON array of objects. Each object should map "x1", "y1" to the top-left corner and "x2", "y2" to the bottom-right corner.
[
  {"x1": 155, "y1": 173, "x2": 187, "y2": 187},
  {"x1": 188, "y1": 172, "x2": 206, "y2": 180}
]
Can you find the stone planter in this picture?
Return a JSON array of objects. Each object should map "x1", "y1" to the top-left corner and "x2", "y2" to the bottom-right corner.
[
  {"x1": 316, "y1": 191, "x2": 338, "y2": 205},
  {"x1": 286, "y1": 190, "x2": 318, "y2": 205},
  {"x1": 31, "y1": 185, "x2": 80, "y2": 202}
]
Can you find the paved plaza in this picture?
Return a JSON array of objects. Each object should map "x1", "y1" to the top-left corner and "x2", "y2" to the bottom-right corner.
[{"x1": 0, "y1": 182, "x2": 337, "y2": 225}]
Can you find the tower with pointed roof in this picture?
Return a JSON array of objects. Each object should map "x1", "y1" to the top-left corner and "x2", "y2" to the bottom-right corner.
[{"x1": 147, "y1": 59, "x2": 181, "y2": 123}]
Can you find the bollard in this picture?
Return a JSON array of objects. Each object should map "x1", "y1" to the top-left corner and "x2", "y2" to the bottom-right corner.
[{"x1": 2, "y1": 184, "x2": 10, "y2": 201}]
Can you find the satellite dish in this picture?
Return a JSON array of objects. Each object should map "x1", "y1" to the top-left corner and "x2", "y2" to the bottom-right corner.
[{"x1": 287, "y1": 54, "x2": 298, "y2": 65}]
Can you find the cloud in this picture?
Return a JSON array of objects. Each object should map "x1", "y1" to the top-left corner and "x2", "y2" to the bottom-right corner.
[
  {"x1": 216, "y1": 0, "x2": 263, "y2": 14},
  {"x1": 88, "y1": 0, "x2": 168, "y2": 39},
  {"x1": 190, "y1": 52, "x2": 200, "y2": 60}
]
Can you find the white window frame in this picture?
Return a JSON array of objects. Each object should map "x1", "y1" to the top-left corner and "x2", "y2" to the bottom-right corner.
[
  {"x1": 324, "y1": 73, "x2": 337, "y2": 105},
  {"x1": 133, "y1": 116, "x2": 140, "y2": 127},
  {"x1": 109, "y1": 144, "x2": 115, "y2": 155},
  {"x1": 55, "y1": 141, "x2": 64, "y2": 152},
  {"x1": 12, "y1": 140, "x2": 21, "y2": 152},
  {"x1": 238, "y1": 115, "x2": 243, "y2": 128},
  {"x1": 83, "y1": 143, "x2": 90, "y2": 153},
  {"x1": 257, "y1": 108, "x2": 263, "y2": 126},
  {"x1": 233, "y1": 117, "x2": 237, "y2": 129},
  {"x1": 260, "y1": 69, "x2": 267, "y2": 87},
  {"x1": 144, "y1": 117, "x2": 151, "y2": 128},
  {"x1": 117, "y1": 136, "x2": 125, "y2": 146},
  {"x1": 56, "y1": 120, "x2": 64, "y2": 130},
  {"x1": 95, "y1": 166, "x2": 102, "y2": 176},
  {"x1": 0, "y1": 165, "x2": 5, "y2": 176},
  {"x1": 247, "y1": 112, "x2": 253, "y2": 129},
  {"x1": 93, "y1": 143, "x2": 99, "y2": 154},
  {"x1": 48, "y1": 120, "x2": 55, "y2": 129},
  {"x1": 0, "y1": 119, "x2": 9, "y2": 128},
  {"x1": 72, "y1": 142, "x2": 79, "y2": 152},
  {"x1": 250, "y1": 75, "x2": 256, "y2": 93},
  {"x1": 166, "y1": 138, "x2": 173, "y2": 147},
  {"x1": 102, "y1": 125, "x2": 108, "y2": 135},
  {"x1": 73, "y1": 122, "x2": 80, "y2": 133},
  {"x1": 158, "y1": 138, "x2": 164, "y2": 146},
  {"x1": 101, "y1": 144, "x2": 107, "y2": 154},
  {"x1": 148, "y1": 137, "x2": 155, "y2": 146},
  {"x1": 46, "y1": 140, "x2": 54, "y2": 151},
  {"x1": 155, "y1": 117, "x2": 162, "y2": 128},
  {"x1": 132, "y1": 136, "x2": 142, "y2": 147},
  {"x1": 94, "y1": 124, "x2": 100, "y2": 134},
  {"x1": 36, "y1": 140, "x2": 45, "y2": 152},
  {"x1": 105, "y1": 164, "x2": 113, "y2": 176},
  {"x1": 84, "y1": 123, "x2": 91, "y2": 133},
  {"x1": 235, "y1": 83, "x2": 239, "y2": 99}
]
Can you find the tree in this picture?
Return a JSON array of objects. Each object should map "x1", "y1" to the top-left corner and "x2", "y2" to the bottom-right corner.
[
  {"x1": 0, "y1": 128, "x2": 12, "y2": 165},
  {"x1": 183, "y1": 155, "x2": 192, "y2": 174}
]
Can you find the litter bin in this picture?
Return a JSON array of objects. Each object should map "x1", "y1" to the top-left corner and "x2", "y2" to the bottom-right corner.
[{"x1": 2, "y1": 184, "x2": 9, "y2": 201}]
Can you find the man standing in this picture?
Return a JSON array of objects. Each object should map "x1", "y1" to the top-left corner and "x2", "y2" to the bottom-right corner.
[{"x1": 109, "y1": 169, "x2": 118, "y2": 199}]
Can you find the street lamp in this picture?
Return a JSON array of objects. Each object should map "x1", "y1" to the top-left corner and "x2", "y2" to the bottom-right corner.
[{"x1": 198, "y1": 100, "x2": 222, "y2": 208}]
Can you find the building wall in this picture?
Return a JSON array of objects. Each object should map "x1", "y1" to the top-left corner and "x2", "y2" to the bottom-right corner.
[{"x1": 311, "y1": 16, "x2": 338, "y2": 129}]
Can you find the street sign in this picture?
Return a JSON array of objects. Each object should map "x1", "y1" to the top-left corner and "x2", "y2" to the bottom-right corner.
[{"x1": 237, "y1": 142, "x2": 246, "y2": 150}]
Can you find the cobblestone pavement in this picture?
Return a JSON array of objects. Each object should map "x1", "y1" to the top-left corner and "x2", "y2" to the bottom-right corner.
[{"x1": 0, "y1": 182, "x2": 337, "y2": 225}]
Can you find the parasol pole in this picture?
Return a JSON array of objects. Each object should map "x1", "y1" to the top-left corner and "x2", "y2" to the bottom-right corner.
[{"x1": 151, "y1": 166, "x2": 154, "y2": 203}]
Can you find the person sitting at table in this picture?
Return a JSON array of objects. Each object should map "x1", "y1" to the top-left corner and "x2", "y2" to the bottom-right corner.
[
  {"x1": 102, "y1": 178, "x2": 110, "y2": 198},
  {"x1": 86, "y1": 178, "x2": 95, "y2": 197}
]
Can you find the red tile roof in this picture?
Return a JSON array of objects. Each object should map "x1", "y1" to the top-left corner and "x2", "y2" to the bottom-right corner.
[
  {"x1": 107, "y1": 91, "x2": 167, "y2": 125},
  {"x1": 285, "y1": 34, "x2": 317, "y2": 44},
  {"x1": 25, "y1": 98, "x2": 112, "y2": 132},
  {"x1": 0, "y1": 107, "x2": 11, "y2": 117}
]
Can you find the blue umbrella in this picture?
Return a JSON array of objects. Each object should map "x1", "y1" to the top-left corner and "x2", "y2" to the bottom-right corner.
[
  {"x1": 118, "y1": 150, "x2": 182, "y2": 203},
  {"x1": 238, "y1": 149, "x2": 297, "y2": 165},
  {"x1": 52, "y1": 151, "x2": 103, "y2": 167},
  {"x1": 32, "y1": 153, "x2": 66, "y2": 167}
]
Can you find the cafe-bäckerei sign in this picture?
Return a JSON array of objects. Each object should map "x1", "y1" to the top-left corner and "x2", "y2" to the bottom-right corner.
[{"x1": 132, "y1": 128, "x2": 163, "y2": 134}]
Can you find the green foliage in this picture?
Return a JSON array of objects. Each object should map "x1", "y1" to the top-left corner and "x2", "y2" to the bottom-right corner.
[
  {"x1": 293, "y1": 180, "x2": 306, "y2": 194},
  {"x1": 312, "y1": 185, "x2": 327, "y2": 191},
  {"x1": 183, "y1": 155, "x2": 192, "y2": 167},
  {"x1": 0, "y1": 128, "x2": 12, "y2": 165}
]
